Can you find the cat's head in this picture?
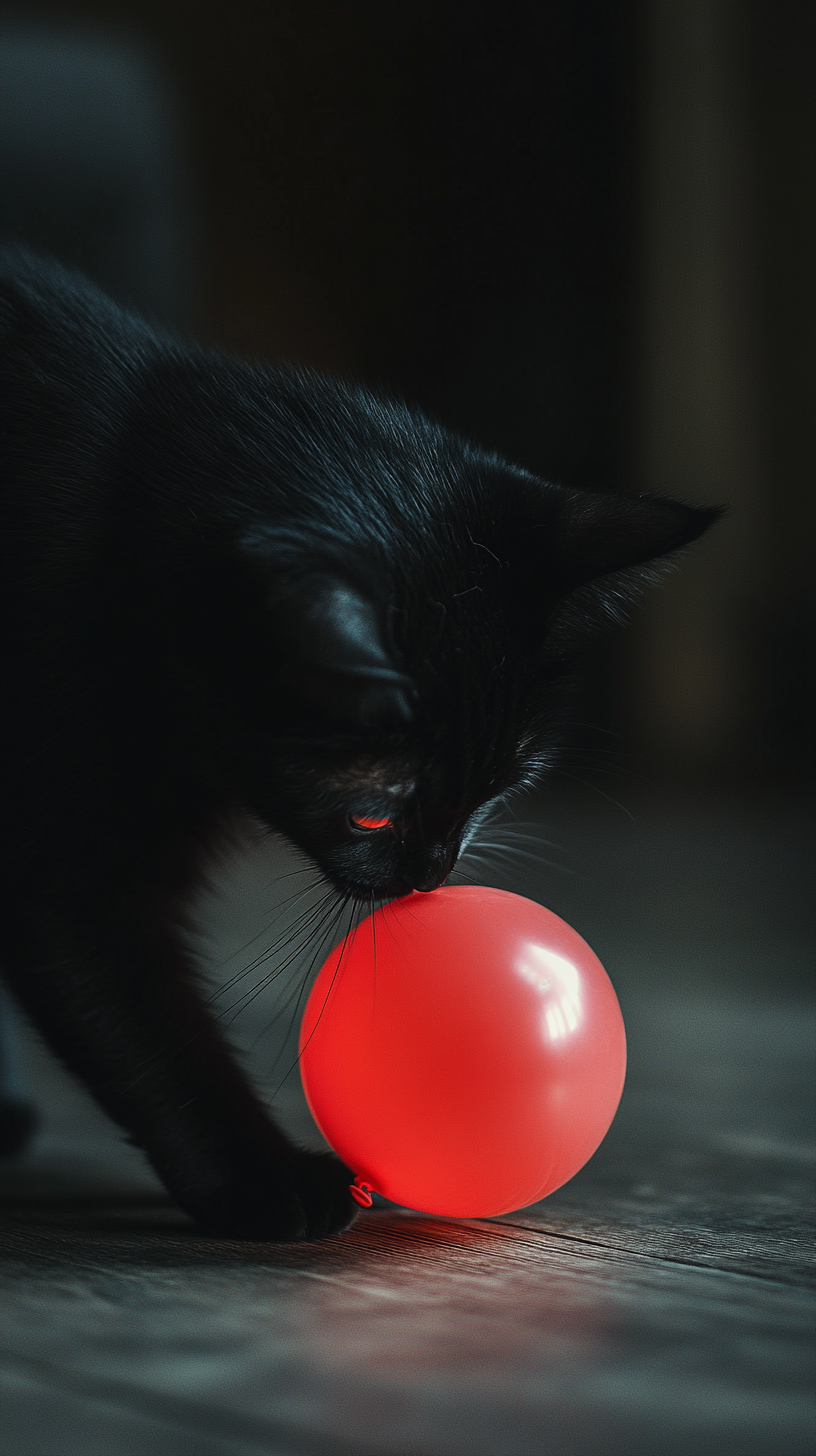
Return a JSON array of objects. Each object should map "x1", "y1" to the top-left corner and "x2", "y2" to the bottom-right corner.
[{"x1": 205, "y1": 439, "x2": 718, "y2": 901}]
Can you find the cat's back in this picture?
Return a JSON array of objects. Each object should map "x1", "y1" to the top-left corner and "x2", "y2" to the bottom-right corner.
[
  {"x1": 0, "y1": 244, "x2": 160, "y2": 380},
  {"x1": 0, "y1": 247, "x2": 166, "y2": 565}
]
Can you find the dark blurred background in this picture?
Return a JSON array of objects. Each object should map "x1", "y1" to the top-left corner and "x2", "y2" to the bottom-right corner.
[
  {"x1": 1, "y1": 19, "x2": 813, "y2": 1448},
  {"x1": 1, "y1": 0, "x2": 813, "y2": 794}
]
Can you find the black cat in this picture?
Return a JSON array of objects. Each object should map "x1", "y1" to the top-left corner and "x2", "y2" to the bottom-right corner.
[{"x1": 0, "y1": 248, "x2": 718, "y2": 1239}]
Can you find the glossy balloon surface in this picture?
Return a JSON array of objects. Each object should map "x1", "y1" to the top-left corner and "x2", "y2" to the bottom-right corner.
[{"x1": 299, "y1": 886, "x2": 626, "y2": 1218}]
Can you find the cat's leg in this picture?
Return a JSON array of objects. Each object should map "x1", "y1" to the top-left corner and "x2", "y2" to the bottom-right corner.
[{"x1": 1, "y1": 884, "x2": 356, "y2": 1240}]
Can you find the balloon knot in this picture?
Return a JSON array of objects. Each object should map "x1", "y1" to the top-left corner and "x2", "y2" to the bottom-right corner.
[{"x1": 350, "y1": 1178, "x2": 374, "y2": 1208}]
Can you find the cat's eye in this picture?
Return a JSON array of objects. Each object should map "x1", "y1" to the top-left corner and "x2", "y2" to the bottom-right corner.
[{"x1": 348, "y1": 814, "x2": 393, "y2": 833}]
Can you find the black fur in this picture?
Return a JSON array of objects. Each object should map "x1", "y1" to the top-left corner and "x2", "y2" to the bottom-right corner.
[{"x1": 0, "y1": 248, "x2": 718, "y2": 1238}]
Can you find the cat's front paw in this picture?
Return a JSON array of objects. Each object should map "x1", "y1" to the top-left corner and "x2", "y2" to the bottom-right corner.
[{"x1": 197, "y1": 1148, "x2": 359, "y2": 1243}]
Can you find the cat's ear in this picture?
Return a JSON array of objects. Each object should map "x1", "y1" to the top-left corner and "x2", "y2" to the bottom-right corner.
[
  {"x1": 546, "y1": 489, "x2": 722, "y2": 592},
  {"x1": 268, "y1": 573, "x2": 414, "y2": 729},
  {"x1": 508, "y1": 486, "x2": 723, "y2": 653}
]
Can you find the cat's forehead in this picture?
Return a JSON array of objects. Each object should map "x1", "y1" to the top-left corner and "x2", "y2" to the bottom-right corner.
[{"x1": 321, "y1": 756, "x2": 417, "y2": 799}]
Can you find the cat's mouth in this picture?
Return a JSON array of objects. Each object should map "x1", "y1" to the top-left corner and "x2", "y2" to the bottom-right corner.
[
  {"x1": 327, "y1": 870, "x2": 436, "y2": 900},
  {"x1": 410, "y1": 866, "x2": 451, "y2": 894},
  {"x1": 303, "y1": 815, "x2": 462, "y2": 901},
  {"x1": 327, "y1": 848, "x2": 457, "y2": 900}
]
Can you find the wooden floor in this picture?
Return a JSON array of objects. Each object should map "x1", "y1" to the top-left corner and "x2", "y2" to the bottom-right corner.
[{"x1": 2, "y1": 793, "x2": 814, "y2": 1455}]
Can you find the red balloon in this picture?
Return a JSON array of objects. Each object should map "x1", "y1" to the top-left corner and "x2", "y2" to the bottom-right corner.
[{"x1": 299, "y1": 886, "x2": 626, "y2": 1218}]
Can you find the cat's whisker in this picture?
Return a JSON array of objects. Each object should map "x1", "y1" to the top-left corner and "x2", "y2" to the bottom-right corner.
[
  {"x1": 217, "y1": 893, "x2": 346, "y2": 1026},
  {"x1": 265, "y1": 861, "x2": 324, "y2": 884},
  {"x1": 552, "y1": 719, "x2": 621, "y2": 738},
  {"x1": 448, "y1": 869, "x2": 484, "y2": 886},
  {"x1": 470, "y1": 815, "x2": 565, "y2": 840},
  {"x1": 257, "y1": 891, "x2": 351, "y2": 1020},
  {"x1": 268, "y1": 895, "x2": 362, "y2": 1095},
  {"x1": 476, "y1": 830, "x2": 564, "y2": 852},
  {"x1": 464, "y1": 816, "x2": 562, "y2": 843},
  {"x1": 114, "y1": 889, "x2": 341, "y2": 1092},
  {"x1": 552, "y1": 768, "x2": 636, "y2": 819},
  {"x1": 202, "y1": 873, "x2": 333, "y2": 990},
  {"x1": 461, "y1": 841, "x2": 571, "y2": 872},
  {"x1": 208, "y1": 907, "x2": 333, "y2": 1008},
  {"x1": 206, "y1": 885, "x2": 336, "y2": 1003},
  {"x1": 253, "y1": 894, "x2": 351, "y2": 1061},
  {"x1": 274, "y1": 897, "x2": 355, "y2": 1057},
  {"x1": 200, "y1": 876, "x2": 329, "y2": 985},
  {"x1": 466, "y1": 838, "x2": 556, "y2": 859}
]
